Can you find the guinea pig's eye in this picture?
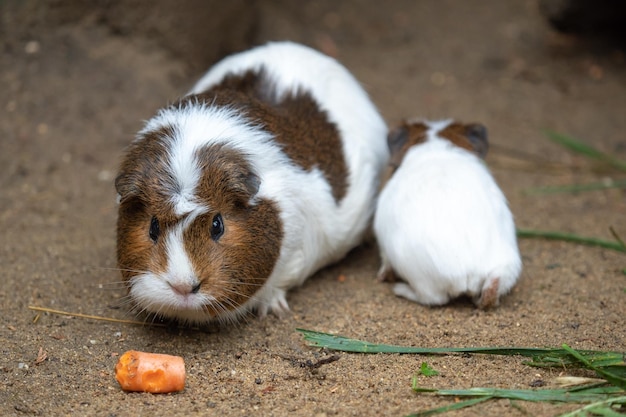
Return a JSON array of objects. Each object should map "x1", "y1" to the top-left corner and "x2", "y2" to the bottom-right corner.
[
  {"x1": 210, "y1": 213, "x2": 224, "y2": 241},
  {"x1": 149, "y1": 216, "x2": 160, "y2": 242}
]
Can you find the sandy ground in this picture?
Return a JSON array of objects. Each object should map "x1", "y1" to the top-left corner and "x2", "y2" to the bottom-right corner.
[{"x1": 1, "y1": 1, "x2": 625, "y2": 416}]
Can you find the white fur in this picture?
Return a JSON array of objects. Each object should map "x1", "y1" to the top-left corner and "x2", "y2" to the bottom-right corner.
[
  {"x1": 131, "y1": 42, "x2": 388, "y2": 321},
  {"x1": 373, "y1": 121, "x2": 522, "y2": 307}
]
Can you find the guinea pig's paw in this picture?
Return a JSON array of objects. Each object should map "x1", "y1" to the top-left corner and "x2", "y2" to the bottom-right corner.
[
  {"x1": 257, "y1": 288, "x2": 290, "y2": 319},
  {"x1": 474, "y1": 277, "x2": 500, "y2": 309},
  {"x1": 375, "y1": 258, "x2": 398, "y2": 282},
  {"x1": 392, "y1": 283, "x2": 422, "y2": 303},
  {"x1": 393, "y1": 282, "x2": 450, "y2": 306},
  {"x1": 269, "y1": 290, "x2": 290, "y2": 318}
]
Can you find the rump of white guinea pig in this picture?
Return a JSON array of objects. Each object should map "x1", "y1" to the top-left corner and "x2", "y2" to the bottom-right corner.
[
  {"x1": 115, "y1": 41, "x2": 388, "y2": 324},
  {"x1": 373, "y1": 119, "x2": 521, "y2": 309}
]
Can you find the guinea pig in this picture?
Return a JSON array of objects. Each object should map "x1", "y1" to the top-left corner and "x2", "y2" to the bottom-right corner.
[
  {"x1": 115, "y1": 41, "x2": 388, "y2": 324},
  {"x1": 373, "y1": 119, "x2": 522, "y2": 309}
]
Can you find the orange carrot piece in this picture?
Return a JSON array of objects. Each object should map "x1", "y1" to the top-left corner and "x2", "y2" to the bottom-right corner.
[{"x1": 115, "y1": 350, "x2": 185, "y2": 393}]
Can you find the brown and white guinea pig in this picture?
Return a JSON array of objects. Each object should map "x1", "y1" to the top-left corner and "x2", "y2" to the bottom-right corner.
[
  {"x1": 115, "y1": 41, "x2": 388, "y2": 324},
  {"x1": 373, "y1": 119, "x2": 521, "y2": 309}
]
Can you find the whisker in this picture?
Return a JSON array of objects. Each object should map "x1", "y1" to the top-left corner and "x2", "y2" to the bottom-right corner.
[
  {"x1": 27, "y1": 305, "x2": 167, "y2": 327},
  {"x1": 219, "y1": 286, "x2": 257, "y2": 299},
  {"x1": 82, "y1": 265, "x2": 151, "y2": 276},
  {"x1": 113, "y1": 295, "x2": 137, "y2": 310},
  {"x1": 221, "y1": 297, "x2": 242, "y2": 313},
  {"x1": 98, "y1": 266, "x2": 151, "y2": 275}
]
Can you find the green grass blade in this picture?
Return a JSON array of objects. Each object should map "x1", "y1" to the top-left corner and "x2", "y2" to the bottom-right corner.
[
  {"x1": 569, "y1": 387, "x2": 626, "y2": 395},
  {"x1": 404, "y1": 396, "x2": 492, "y2": 417},
  {"x1": 297, "y1": 328, "x2": 560, "y2": 355},
  {"x1": 544, "y1": 130, "x2": 626, "y2": 172},
  {"x1": 527, "y1": 352, "x2": 626, "y2": 373},
  {"x1": 412, "y1": 386, "x2": 624, "y2": 404},
  {"x1": 544, "y1": 130, "x2": 607, "y2": 159},
  {"x1": 410, "y1": 389, "x2": 626, "y2": 417},
  {"x1": 297, "y1": 329, "x2": 626, "y2": 416},
  {"x1": 516, "y1": 229, "x2": 626, "y2": 253},
  {"x1": 587, "y1": 408, "x2": 625, "y2": 417},
  {"x1": 297, "y1": 329, "x2": 626, "y2": 380},
  {"x1": 297, "y1": 329, "x2": 624, "y2": 360},
  {"x1": 562, "y1": 344, "x2": 626, "y2": 390},
  {"x1": 525, "y1": 179, "x2": 626, "y2": 195},
  {"x1": 411, "y1": 389, "x2": 626, "y2": 417},
  {"x1": 419, "y1": 362, "x2": 440, "y2": 377},
  {"x1": 558, "y1": 396, "x2": 626, "y2": 417}
]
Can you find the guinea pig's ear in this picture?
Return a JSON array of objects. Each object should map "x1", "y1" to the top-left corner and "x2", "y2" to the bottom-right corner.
[
  {"x1": 115, "y1": 171, "x2": 143, "y2": 204},
  {"x1": 228, "y1": 165, "x2": 261, "y2": 204},
  {"x1": 387, "y1": 126, "x2": 411, "y2": 169},
  {"x1": 242, "y1": 170, "x2": 260, "y2": 198},
  {"x1": 387, "y1": 126, "x2": 409, "y2": 156},
  {"x1": 465, "y1": 123, "x2": 489, "y2": 158}
]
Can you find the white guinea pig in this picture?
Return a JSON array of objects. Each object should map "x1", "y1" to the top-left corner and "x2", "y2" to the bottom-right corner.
[
  {"x1": 373, "y1": 119, "x2": 522, "y2": 308},
  {"x1": 115, "y1": 42, "x2": 388, "y2": 324}
]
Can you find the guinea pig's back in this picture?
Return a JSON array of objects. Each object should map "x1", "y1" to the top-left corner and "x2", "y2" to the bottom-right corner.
[
  {"x1": 190, "y1": 41, "x2": 388, "y2": 193},
  {"x1": 378, "y1": 140, "x2": 519, "y2": 279}
]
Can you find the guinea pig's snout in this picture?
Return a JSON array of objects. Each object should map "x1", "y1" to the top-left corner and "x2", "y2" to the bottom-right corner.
[{"x1": 168, "y1": 280, "x2": 201, "y2": 296}]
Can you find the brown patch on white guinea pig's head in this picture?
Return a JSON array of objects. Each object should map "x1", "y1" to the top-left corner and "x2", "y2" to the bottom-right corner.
[
  {"x1": 437, "y1": 122, "x2": 489, "y2": 158},
  {"x1": 382, "y1": 120, "x2": 489, "y2": 186}
]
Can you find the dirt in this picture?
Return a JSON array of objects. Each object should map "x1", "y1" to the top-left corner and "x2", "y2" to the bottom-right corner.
[{"x1": 1, "y1": 1, "x2": 625, "y2": 416}]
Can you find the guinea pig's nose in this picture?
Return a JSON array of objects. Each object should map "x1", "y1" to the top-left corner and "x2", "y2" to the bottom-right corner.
[{"x1": 169, "y1": 281, "x2": 201, "y2": 295}]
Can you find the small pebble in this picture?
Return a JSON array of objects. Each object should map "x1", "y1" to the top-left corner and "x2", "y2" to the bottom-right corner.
[
  {"x1": 430, "y1": 72, "x2": 447, "y2": 86},
  {"x1": 24, "y1": 41, "x2": 40, "y2": 54},
  {"x1": 98, "y1": 170, "x2": 114, "y2": 182},
  {"x1": 37, "y1": 123, "x2": 48, "y2": 135}
]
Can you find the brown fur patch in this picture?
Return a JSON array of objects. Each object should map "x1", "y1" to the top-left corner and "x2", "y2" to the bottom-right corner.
[
  {"x1": 115, "y1": 125, "x2": 181, "y2": 219},
  {"x1": 186, "y1": 143, "x2": 283, "y2": 314},
  {"x1": 438, "y1": 122, "x2": 489, "y2": 158},
  {"x1": 116, "y1": 199, "x2": 170, "y2": 282},
  {"x1": 116, "y1": 125, "x2": 180, "y2": 284},
  {"x1": 196, "y1": 69, "x2": 349, "y2": 202},
  {"x1": 381, "y1": 121, "x2": 429, "y2": 186},
  {"x1": 184, "y1": 199, "x2": 282, "y2": 315},
  {"x1": 382, "y1": 120, "x2": 489, "y2": 188},
  {"x1": 388, "y1": 122, "x2": 429, "y2": 166},
  {"x1": 193, "y1": 143, "x2": 261, "y2": 208}
]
